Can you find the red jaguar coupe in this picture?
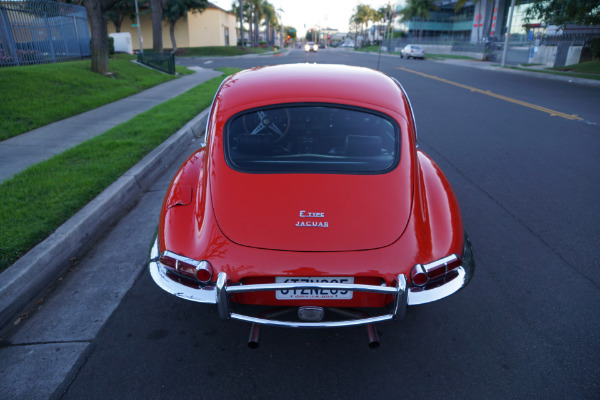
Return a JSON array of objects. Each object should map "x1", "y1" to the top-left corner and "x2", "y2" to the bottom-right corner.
[{"x1": 149, "y1": 63, "x2": 474, "y2": 347}]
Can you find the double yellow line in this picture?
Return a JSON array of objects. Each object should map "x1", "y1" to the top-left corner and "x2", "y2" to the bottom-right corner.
[{"x1": 398, "y1": 67, "x2": 583, "y2": 121}]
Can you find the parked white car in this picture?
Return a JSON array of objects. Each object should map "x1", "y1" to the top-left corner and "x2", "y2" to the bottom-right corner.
[{"x1": 400, "y1": 44, "x2": 425, "y2": 59}]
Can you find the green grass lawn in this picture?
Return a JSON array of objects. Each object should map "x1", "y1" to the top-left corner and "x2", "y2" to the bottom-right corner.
[
  {"x1": 355, "y1": 45, "x2": 379, "y2": 52},
  {"x1": 0, "y1": 54, "x2": 190, "y2": 141},
  {"x1": 0, "y1": 67, "x2": 241, "y2": 271},
  {"x1": 426, "y1": 53, "x2": 478, "y2": 60},
  {"x1": 553, "y1": 60, "x2": 600, "y2": 75},
  {"x1": 507, "y1": 60, "x2": 600, "y2": 81}
]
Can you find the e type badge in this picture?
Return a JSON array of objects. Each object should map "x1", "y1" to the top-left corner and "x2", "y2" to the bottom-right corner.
[{"x1": 296, "y1": 210, "x2": 329, "y2": 228}]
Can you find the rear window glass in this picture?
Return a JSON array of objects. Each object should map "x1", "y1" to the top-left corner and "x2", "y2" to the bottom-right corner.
[{"x1": 224, "y1": 104, "x2": 400, "y2": 174}]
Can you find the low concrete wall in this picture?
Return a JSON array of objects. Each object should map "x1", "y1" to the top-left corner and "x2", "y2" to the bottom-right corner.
[
  {"x1": 566, "y1": 46, "x2": 583, "y2": 66},
  {"x1": 529, "y1": 46, "x2": 557, "y2": 66},
  {"x1": 529, "y1": 45, "x2": 582, "y2": 66}
]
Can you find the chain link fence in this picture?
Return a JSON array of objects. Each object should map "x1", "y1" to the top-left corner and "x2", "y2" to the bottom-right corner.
[{"x1": 0, "y1": 0, "x2": 90, "y2": 68}]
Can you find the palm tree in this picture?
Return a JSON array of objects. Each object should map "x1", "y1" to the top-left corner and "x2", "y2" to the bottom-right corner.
[
  {"x1": 231, "y1": 0, "x2": 249, "y2": 47},
  {"x1": 238, "y1": 0, "x2": 244, "y2": 48},
  {"x1": 247, "y1": 0, "x2": 263, "y2": 47},
  {"x1": 377, "y1": 3, "x2": 395, "y2": 45},
  {"x1": 398, "y1": 0, "x2": 437, "y2": 40},
  {"x1": 261, "y1": 1, "x2": 278, "y2": 47},
  {"x1": 351, "y1": 4, "x2": 376, "y2": 47}
]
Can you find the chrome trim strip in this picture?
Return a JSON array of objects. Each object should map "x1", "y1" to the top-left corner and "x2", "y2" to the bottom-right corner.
[
  {"x1": 392, "y1": 77, "x2": 419, "y2": 145},
  {"x1": 407, "y1": 267, "x2": 466, "y2": 305},
  {"x1": 225, "y1": 282, "x2": 397, "y2": 295},
  {"x1": 201, "y1": 75, "x2": 231, "y2": 147},
  {"x1": 422, "y1": 254, "x2": 460, "y2": 274},
  {"x1": 216, "y1": 272, "x2": 230, "y2": 319},
  {"x1": 393, "y1": 274, "x2": 407, "y2": 320},
  {"x1": 229, "y1": 313, "x2": 393, "y2": 328}
]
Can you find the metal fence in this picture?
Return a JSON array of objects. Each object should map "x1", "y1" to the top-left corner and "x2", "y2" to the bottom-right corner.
[
  {"x1": 0, "y1": 0, "x2": 90, "y2": 68},
  {"x1": 137, "y1": 51, "x2": 176, "y2": 75}
]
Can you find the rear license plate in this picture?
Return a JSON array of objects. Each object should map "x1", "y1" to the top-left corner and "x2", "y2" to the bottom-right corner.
[{"x1": 275, "y1": 277, "x2": 354, "y2": 300}]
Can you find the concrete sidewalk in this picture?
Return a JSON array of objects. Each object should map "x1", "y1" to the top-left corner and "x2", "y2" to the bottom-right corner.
[
  {"x1": 0, "y1": 67, "x2": 222, "y2": 184},
  {"x1": 0, "y1": 68, "x2": 221, "y2": 329}
]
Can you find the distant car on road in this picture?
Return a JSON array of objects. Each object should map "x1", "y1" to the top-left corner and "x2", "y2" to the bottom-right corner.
[
  {"x1": 400, "y1": 44, "x2": 425, "y2": 59},
  {"x1": 304, "y1": 42, "x2": 318, "y2": 52}
]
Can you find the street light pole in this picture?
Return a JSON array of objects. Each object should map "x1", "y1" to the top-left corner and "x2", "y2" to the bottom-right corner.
[
  {"x1": 501, "y1": 0, "x2": 516, "y2": 67},
  {"x1": 134, "y1": 0, "x2": 143, "y2": 54}
]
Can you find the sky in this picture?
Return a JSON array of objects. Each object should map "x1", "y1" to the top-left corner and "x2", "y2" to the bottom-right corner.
[{"x1": 210, "y1": 0, "x2": 397, "y2": 38}]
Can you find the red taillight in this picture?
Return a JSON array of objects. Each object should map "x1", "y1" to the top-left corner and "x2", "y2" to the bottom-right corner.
[
  {"x1": 159, "y1": 254, "x2": 177, "y2": 268},
  {"x1": 159, "y1": 251, "x2": 213, "y2": 283},
  {"x1": 411, "y1": 264, "x2": 428, "y2": 286},
  {"x1": 426, "y1": 255, "x2": 461, "y2": 279},
  {"x1": 195, "y1": 262, "x2": 213, "y2": 283},
  {"x1": 411, "y1": 254, "x2": 462, "y2": 286}
]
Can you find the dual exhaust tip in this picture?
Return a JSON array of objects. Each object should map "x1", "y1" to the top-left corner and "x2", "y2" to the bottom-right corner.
[{"x1": 247, "y1": 306, "x2": 381, "y2": 349}]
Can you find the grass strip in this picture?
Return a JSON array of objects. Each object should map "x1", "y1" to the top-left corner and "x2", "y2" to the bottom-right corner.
[
  {"x1": 0, "y1": 54, "x2": 192, "y2": 141},
  {"x1": 426, "y1": 53, "x2": 478, "y2": 60},
  {"x1": 553, "y1": 60, "x2": 600, "y2": 75},
  {"x1": 0, "y1": 67, "x2": 241, "y2": 271},
  {"x1": 505, "y1": 65, "x2": 600, "y2": 81}
]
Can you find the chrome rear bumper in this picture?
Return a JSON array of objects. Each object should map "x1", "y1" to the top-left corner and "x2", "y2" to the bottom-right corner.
[{"x1": 148, "y1": 235, "x2": 474, "y2": 328}]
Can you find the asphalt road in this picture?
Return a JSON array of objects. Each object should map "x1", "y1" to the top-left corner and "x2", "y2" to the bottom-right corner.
[{"x1": 2, "y1": 49, "x2": 599, "y2": 399}]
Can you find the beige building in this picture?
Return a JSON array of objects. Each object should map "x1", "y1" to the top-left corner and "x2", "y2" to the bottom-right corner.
[{"x1": 108, "y1": 2, "x2": 237, "y2": 50}]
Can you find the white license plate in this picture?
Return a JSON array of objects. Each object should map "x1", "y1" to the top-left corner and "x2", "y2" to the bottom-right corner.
[{"x1": 275, "y1": 277, "x2": 354, "y2": 300}]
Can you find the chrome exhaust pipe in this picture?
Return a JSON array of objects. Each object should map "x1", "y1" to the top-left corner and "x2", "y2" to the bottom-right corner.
[
  {"x1": 329, "y1": 308, "x2": 381, "y2": 348},
  {"x1": 366, "y1": 324, "x2": 380, "y2": 349},
  {"x1": 248, "y1": 323, "x2": 260, "y2": 349}
]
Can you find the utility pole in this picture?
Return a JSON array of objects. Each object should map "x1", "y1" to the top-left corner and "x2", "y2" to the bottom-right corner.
[
  {"x1": 501, "y1": 0, "x2": 516, "y2": 67},
  {"x1": 134, "y1": 0, "x2": 143, "y2": 53}
]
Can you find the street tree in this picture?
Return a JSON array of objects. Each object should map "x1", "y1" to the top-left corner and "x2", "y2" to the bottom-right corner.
[
  {"x1": 525, "y1": 0, "x2": 600, "y2": 27},
  {"x1": 284, "y1": 26, "x2": 296, "y2": 42},
  {"x1": 231, "y1": 0, "x2": 247, "y2": 47},
  {"x1": 84, "y1": 0, "x2": 119, "y2": 74},
  {"x1": 232, "y1": 0, "x2": 254, "y2": 46},
  {"x1": 398, "y1": 0, "x2": 438, "y2": 40},
  {"x1": 249, "y1": 0, "x2": 264, "y2": 47},
  {"x1": 163, "y1": 0, "x2": 208, "y2": 52},
  {"x1": 351, "y1": 4, "x2": 376, "y2": 47},
  {"x1": 262, "y1": 0, "x2": 277, "y2": 47},
  {"x1": 377, "y1": 3, "x2": 395, "y2": 44},
  {"x1": 150, "y1": 0, "x2": 169, "y2": 52},
  {"x1": 106, "y1": 0, "x2": 143, "y2": 32},
  {"x1": 238, "y1": 0, "x2": 244, "y2": 48}
]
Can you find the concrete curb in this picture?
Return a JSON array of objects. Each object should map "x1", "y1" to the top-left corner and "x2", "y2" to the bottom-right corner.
[{"x1": 0, "y1": 108, "x2": 210, "y2": 329}]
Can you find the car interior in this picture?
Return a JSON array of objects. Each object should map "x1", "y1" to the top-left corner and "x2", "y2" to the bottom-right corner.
[{"x1": 225, "y1": 105, "x2": 399, "y2": 173}]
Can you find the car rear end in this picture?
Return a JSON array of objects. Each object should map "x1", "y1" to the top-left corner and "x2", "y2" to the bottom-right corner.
[{"x1": 149, "y1": 64, "x2": 473, "y2": 346}]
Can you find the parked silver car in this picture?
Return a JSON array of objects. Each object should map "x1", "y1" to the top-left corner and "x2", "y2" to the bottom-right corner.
[{"x1": 400, "y1": 45, "x2": 425, "y2": 59}]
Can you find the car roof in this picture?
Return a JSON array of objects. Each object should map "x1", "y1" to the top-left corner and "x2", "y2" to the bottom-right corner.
[{"x1": 215, "y1": 64, "x2": 407, "y2": 116}]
